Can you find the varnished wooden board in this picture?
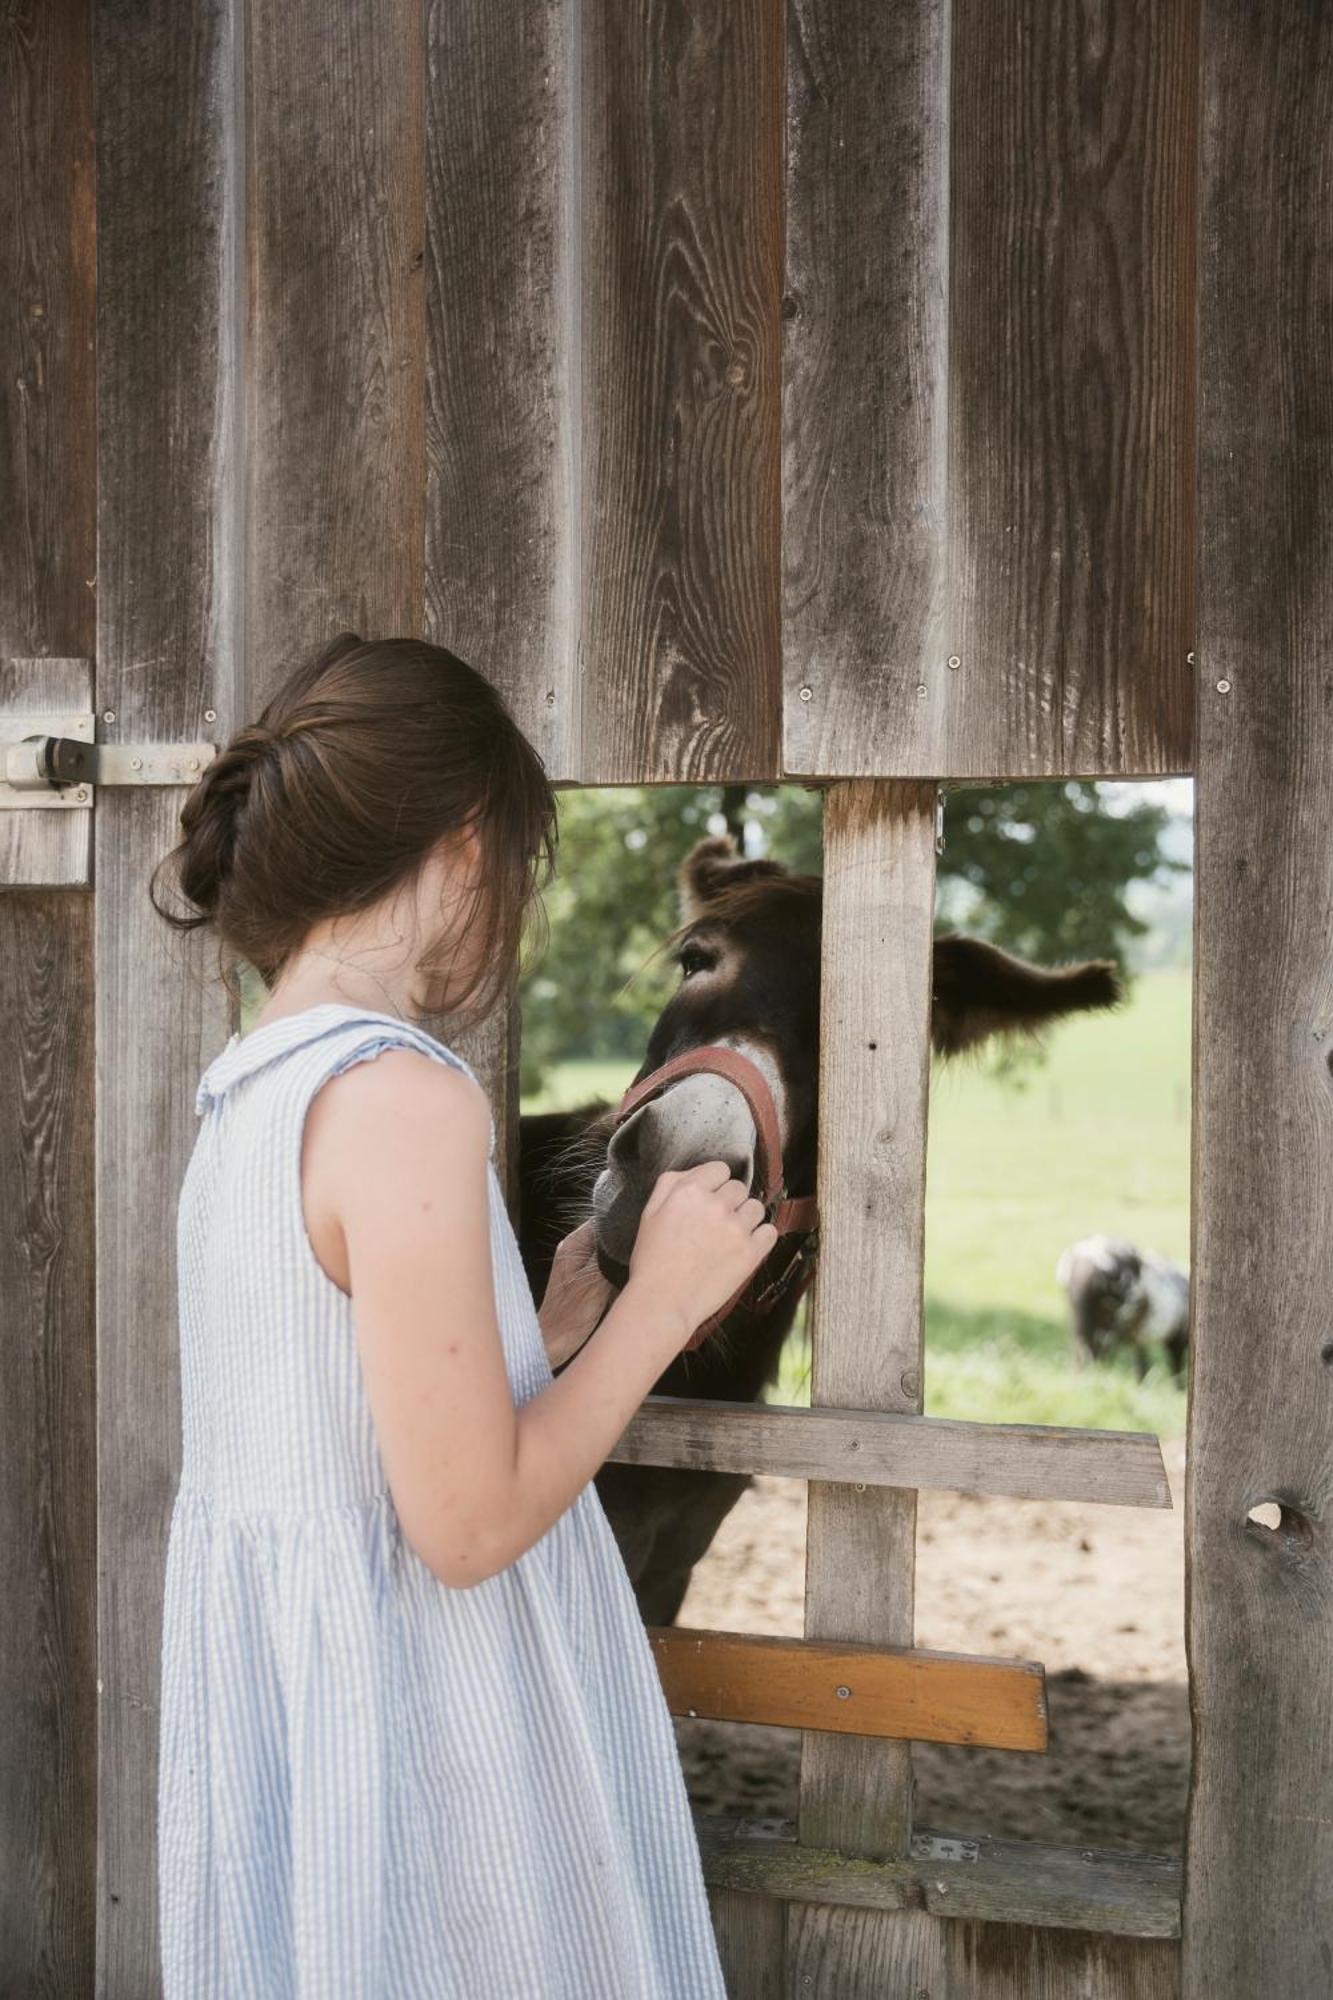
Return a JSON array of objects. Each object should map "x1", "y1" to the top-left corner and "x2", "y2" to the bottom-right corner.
[
  {"x1": 801, "y1": 783, "x2": 938, "y2": 1853},
  {"x1": 1186, "y1": 6, "x2": 1333, "y2": 1995},
  {"x1": 696, "y1": 1814, "x2": 1181, "y2": 1943},
  {"x1": 652, "y1": 1626, "x2": 1046, "y2": 1750},
  {"x1": 611, "y1": 1394, "x2": 1170, "y2": 1508},
  {"x1": 93, "y1": 3, "x2": 240, "y2": 1988},
  {"x1": 580, "y1": 0, "x2": 783, "y2": 783}
]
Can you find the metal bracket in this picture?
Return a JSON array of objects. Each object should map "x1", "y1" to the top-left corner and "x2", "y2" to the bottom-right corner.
[{"x1": 0, "y1": 713, "x2": 217, "y2": 808}]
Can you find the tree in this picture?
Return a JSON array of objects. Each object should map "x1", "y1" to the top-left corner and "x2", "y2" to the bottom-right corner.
[{"x1": 517, "y1": 781, "x2": 1183, "y2": 1093}]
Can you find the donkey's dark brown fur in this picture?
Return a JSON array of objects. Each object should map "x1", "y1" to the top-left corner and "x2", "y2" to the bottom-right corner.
[{"x1": 517, "y1": 834, "x2": 1120, "y2": 1625}]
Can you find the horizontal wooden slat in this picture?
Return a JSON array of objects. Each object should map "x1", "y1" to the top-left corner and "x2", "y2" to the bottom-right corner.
[
  {"x1": 611, "y1": 1394, "x2": 1170, "y2": 1508},
  {"x1": 651, "y1": 1626, "x2": 1046, "y2": 1750},
  {"x1": 693, "y1": 1814, "x2": 1182, "y2": 1941}
]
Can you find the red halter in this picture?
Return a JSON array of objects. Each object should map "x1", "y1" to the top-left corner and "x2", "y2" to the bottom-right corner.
[{"x1": 611, "y1": 1045, "x2": 820, "y2": 1350}]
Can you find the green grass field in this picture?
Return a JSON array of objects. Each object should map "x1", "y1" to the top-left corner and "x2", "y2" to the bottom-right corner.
[{"x1": 523, "y1": 967, "x2": 1192, "y2": 1437}]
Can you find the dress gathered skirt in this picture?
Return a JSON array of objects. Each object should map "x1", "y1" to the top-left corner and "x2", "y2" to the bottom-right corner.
[{"x1": 158, "y1": 1002, "x2": 726, "y2": 1999}]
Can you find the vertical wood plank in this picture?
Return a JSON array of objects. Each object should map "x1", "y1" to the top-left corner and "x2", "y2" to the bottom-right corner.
[
  {"x1": 245, "y1": 0, "x2": 425, "y2": 696},
  {"x1": 709, "y1": 1886, "x2": 785, "y2": 2000},
  {"x1": 0, "y1": 17, "x2": 97, "y2": 1992},
  {"x1": 423, "y1": 0, "x2": 577, "y2": 778},
  {"x1": 786, "y1": 1907, "x2": 1179, "y2": 1999},
  {"x1": 782, "y1": 0, "x2": 950, "y2": 779},
  {"x1": 93, "y1": 1, "x2": 241, "y2": 1986},
  {"x1": 946, "y1": 0, "x2": 1195, "y2": 778},
  {"x1": 1185, "y1": 5, "x2": 1333, "y2": 1994},
  {"x1": 784, "y1": 0, "x2": 1194, "y2": 782},
  {"x1": 581, "y1": 0, "x2": 783, "y2": 783},
  {"x1": 800, "y1": 782, "x2": 937, "y2": 1869}
]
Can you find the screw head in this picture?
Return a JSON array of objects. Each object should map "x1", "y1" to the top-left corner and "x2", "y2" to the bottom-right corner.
[
  {"x1": 854, "y1": 1481, "x2": 866, "y2": 1492},
  {"x1": 916, "y1": 683, "x2": 928, "y2": 698},
  {"x1": 947, "y1": 655, "x2": 961, "y2": 670},
  {"x1": 1187, "y1": 651, "x2": 1196, "y2": 665},
  {"x1": 102, "y1": 709, "x2": 116, "y2": 724},
  {"x1": 130, "y1": 757, "x2": 142, "y2": 770},
  {"x1": 74, "y1": 787, "x2": 89, "y2": 803},
  {"x1": 204, "y1": 708, "x2": 216, "y2": 723},
  {"x1": 1216, "y1": 679, "x2": 1232, "y2": 695},
  {"x1": 798, "y1": 685, "x2": 813, "y2": 703},
  {"x1": 836, "y1": 1685, "x2": 851, "y2": 1700}
]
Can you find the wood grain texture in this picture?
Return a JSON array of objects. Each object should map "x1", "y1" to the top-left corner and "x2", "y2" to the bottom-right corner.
[
  {"x1": 695, "y1": 1815, "x2": 1181, "y2": 1943},
  {"x1": 245, "y1": 0, "x2": 424, "y2": 698},
  {"x1": 784, "y1": 0, "x2": 1195, "y2": 780},
  {"x1": 785, "y1": 1903, "x2": 1180, "y2": 1998},
  {"x1": 581, "y1": 0, "x2": 782, "y2": 782},
  {"x1": 0, "y1": 0, "x2": 95, "y2": 672},
  {"x1": 800, "y1": 782, "x2": 938, "y2": 1856},
  {"x1": 783, "y1": 0, "x2": 950, "y2": 778},
  {"x1": 0, "y1": 658, "x2": 92, "y2": 888},
  {"x1": 1185, "y1": 6, "x2": 1333, "y2": 1995},
  {"x1": 93, "y1": 1, "x2": 241, "y2": 1985},
  {"x1": 652, "y1": 1627, "x2": 1047, "y2": 1750},
  {"x1": 611, "y1": 1394, "x2": 1171, "y2": 1508},
  {"x1": 0, "y1": 900, "x2": 97, "y2": 1995},
  {"x1": 945, "y1": 0, "x2": 1196, "y2": 779},
  {"x1": 708, "y1": 1885, "x2": 784, "y2": 2000},
  {"x1": 423, "y1": 0, "x2": 577, "y2": 776}
]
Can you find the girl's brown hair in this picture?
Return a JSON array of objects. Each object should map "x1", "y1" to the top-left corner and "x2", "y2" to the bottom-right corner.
[{"x1": 150, "y1": 633, "x2": 557, "y2": 1031}]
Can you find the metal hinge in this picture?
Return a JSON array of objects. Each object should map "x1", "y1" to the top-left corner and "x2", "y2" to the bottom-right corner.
[{"x1": 0, "y1": 713, "x2": 217, "y2": 808}]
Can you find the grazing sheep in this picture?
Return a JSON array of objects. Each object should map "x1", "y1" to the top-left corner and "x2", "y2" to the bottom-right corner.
[{"x1": 1056, "y1": 1234, "x2": 1189, "y2": 1385}]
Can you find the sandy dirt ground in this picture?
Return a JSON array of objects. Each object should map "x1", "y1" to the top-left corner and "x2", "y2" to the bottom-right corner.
[{"x1": 672, "y1": 1439, "x2": 1188, "y2": 1855}]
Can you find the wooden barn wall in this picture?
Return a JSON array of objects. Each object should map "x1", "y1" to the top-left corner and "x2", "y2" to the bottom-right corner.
[
  {"x1": 714, "y1": 1905, "x2": 1180, "y2": 2000},
  {"x1": 784, "y1": 0, "x2": 1196, "y2": 781},
  {"x1": 11, "y1": 1, "x2": 1332, "y2": 1995},
  {"x1": 0, "y1": 4, "x2": 98, "y2": 1991},
  {"x1": 1186, "y1": 4, "x2": 1333, "y2": 1995}
]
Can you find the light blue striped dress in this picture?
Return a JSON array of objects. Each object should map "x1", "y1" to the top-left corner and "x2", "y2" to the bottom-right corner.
[{"x1": 158, "y1": 1001, "x2": 726, "y2": 1999}]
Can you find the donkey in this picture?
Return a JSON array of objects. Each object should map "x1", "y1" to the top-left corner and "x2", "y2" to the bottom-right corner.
[{"x1": 517, "y1": 834, "x2": 1121, "y2": 1625}]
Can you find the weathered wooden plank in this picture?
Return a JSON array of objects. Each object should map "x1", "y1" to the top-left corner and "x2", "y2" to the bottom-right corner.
[
  {"x1": 652, "y1": 1627, "x2": 1046, "y2": 1750},
  {"x1": 581, "y1": 0, "x2": 782, "y2": 783},
  {"x1": 695, "y1": 1815, "x2": 1181, "y2": 1943},
  {"x1": 800, "y1": 782, "x2": 938, "y2": 1857},
  {"x1": 93, "y1": 2, "x2": 241, "y2": 1986},
  {"x1": 782, "y1": 0, "x2": 950, "y2": 780},
  {"x1": 246, "y1": 0, "x2": 424, "y2": 696},
  {"x1": 0, "y1": 904, "x2": 97, "y2": 1991},
  {"x1": 708, "y1": 1886, "x2": 784, "y2": 2000},
  {"x1": 0, "y1": 658, "x2": 92, "y2": 887},
  {"x1": 1185, "y1": 6, "x2": 1333, "y2": 1995},
  {"x1": 785, "y1": 1902, "x2": 1180, "y2": 1998},
  {"x1": 611, "y1": 1395, "x2": 1171, "y2": 1508},
  {"x1": 0, "y1": 18, "x2": 97, "y2": 1993},
  {"x1": 944, "y1": 0, "x2": 1196, "y2": 779},
  {"x1": 423, "y1": 0, "x2": 576, "y2": 778},
  {"x1": 0, "y1": 1, "x2": 95, "y2": 679},
  {"x1": 785, "y1": 0, "x2": 1194, "y2": 781}
]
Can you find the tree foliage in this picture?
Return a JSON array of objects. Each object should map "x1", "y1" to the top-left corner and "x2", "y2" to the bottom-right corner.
[{"x1": 517, "y1": 780, "x2": 1182, "y2": 1092}]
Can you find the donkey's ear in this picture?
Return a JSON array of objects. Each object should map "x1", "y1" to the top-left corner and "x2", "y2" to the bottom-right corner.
[
  {"x1": 931, "y1": 934, "x2": 1122, "y2": 1056},
  {"x1": 678, "y1": 835, "x2": 789, "y2": 923}
]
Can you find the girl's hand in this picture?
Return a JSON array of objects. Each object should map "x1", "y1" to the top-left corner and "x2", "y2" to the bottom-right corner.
[
  {"x1": 538, "y1": 1219, "x2": 618, "y2": 1368},
  {"x1": 625, "y1": 1161, "x2": 778, "y2": 1349}
]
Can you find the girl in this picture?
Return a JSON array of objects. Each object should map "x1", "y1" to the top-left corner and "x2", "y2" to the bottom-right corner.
[{"x1": 149, "y1": 632, "x2": 776, "y2": 1998}]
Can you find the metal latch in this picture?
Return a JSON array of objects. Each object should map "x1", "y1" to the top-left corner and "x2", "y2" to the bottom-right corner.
[{"x1": 0, "y1": 713, "x2": 217, "y2": 808}]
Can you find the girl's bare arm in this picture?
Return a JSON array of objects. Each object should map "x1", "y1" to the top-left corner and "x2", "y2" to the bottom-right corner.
[{"x1": 305, "y1": 1049, "x2": 775, "y2": 1587}]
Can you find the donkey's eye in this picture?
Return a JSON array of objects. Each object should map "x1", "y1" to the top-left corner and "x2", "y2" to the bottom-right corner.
[{"x1": 678, "y1": 945, "x2": 717, "y2": 979}]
